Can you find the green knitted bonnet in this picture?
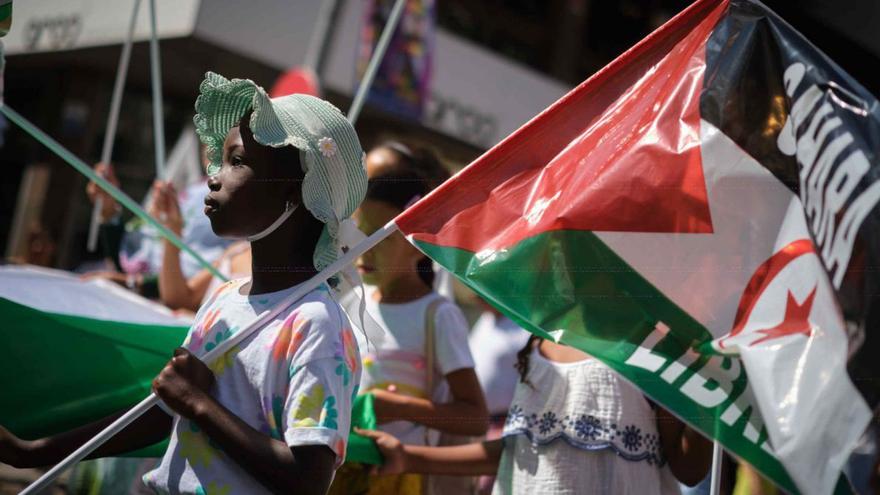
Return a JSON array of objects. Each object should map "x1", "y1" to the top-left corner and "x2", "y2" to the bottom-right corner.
[{"x1": 193, "y1": 72, "x2": 368, "y2": 271}]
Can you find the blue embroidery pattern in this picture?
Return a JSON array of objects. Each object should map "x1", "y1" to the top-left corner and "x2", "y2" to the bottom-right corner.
[{"x1": 504, "y1": 405, "x2": 665, "y2": 466}]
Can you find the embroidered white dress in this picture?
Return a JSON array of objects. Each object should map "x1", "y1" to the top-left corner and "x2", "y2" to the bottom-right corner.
[{"x1": 493, "y1": 349, "x2": 681, "y2": 495}]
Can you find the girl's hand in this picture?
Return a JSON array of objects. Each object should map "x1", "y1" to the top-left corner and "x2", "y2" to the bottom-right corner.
[
  {"x1": 153, "y1": 348, "x2": 215, "y2": 419},
  {"x1": 148, "y1": 180, "x2": 184, "y2": 235},
  {"x1": 354, "y1": 428, "x2": 407, "y2": 475},
  {"x1": 86, "y1": 162, "x2": 121, "y2": 223}
]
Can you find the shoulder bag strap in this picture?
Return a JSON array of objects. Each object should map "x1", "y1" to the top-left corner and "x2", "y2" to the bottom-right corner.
[{"x1": 423, "y1": 296, "x2": 444, "y2": 445}]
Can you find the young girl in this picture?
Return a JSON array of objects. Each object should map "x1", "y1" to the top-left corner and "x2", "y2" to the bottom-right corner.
[
  {"x1": 360, "y1": 335, "x2": 713, "y2": 495},
  {"x1": 0, "y1": 72, "x2": 368, "y2": 494},
  {"x1": 341, "y1": 143, "x2": 488, "y2": 493}
]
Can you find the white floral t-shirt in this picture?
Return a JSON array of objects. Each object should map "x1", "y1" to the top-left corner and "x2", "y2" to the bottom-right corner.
[{"x1": 143, "y1": 278, "x2": 361, "y2": 495}]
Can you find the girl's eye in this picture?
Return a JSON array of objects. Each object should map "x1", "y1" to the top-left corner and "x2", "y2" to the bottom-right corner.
[{"x1": 231, "y1": 155, "x2": 243, "y2": 166}]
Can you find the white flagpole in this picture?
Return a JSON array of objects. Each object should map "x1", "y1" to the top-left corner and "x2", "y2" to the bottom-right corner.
[
  {"x1": 148, "y1": 0, "x2": 166, "y2": 179},
  {"x1": 87, "y1": 0, "x2": 141, "y2": 252},
  {"x1": 21, "y1": 2, "x2": 414, "y2": 491},
  {"x1": 19, "y1": 221, "x2": 401, "y2": 495},
  {"x1": 346, "y1": 0, "x2": 407, "y2": 124},
  {"x1": 709, "y1": 441, "x2": 723, "y2": 495}
]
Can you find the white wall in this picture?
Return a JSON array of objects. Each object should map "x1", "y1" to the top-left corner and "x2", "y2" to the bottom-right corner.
[
  {"x1": 3, "y1": 0, "x2": 199, "y2": 54},
  {"x1": 5, "y1": 0, "x2": 570, "y2": 149},
  {"x1": 192, "y1": 0, "x2": 321, "y2": 72}
]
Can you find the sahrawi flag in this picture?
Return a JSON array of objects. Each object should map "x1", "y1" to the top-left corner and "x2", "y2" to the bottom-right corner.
[
  {"x1": 0, "y1": 265, "x2": 188, "y2": 453},
  {"x1": 396, "y1": 0, "x2": 880, "y2": 493}
]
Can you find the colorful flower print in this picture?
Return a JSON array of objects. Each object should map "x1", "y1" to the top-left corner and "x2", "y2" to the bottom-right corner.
[
  {"x1": 320, "y1": 395, "x2": 339, "y2": 430},
  {"x1": 179, "y1": 429, "x2": 216, "y2": 468},
  {"x1": 334, "y1": 328, "x2": 359, "y2": 386},
  {"x1": 202, "y1": 280, "x2": 236, "y2": 308},
  {"x1": 272, "y1": 311, "x2": 308, "y2": 361},
  {"x1": 188, "y1": 308, "x2": 221, "y2": 351},
  {"x1": 205, "y1": 326, "x2": 235, "y2": 352},
  {"x1": 263, "y1": 395, "x2": 285, "y2": 440},
  {"x1": 291, "y1": 384, "x2": 325, "y2": 428},
  {"x1": 207, "y1": 345, "x2": 240, "y2": 377}
]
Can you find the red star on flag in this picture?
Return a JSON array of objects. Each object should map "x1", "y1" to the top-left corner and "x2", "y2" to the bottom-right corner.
[{"x1": 750, "y1": 286, "x2": 817, "y2": 346}]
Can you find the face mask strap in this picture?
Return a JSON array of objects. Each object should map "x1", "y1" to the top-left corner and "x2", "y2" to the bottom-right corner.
[
  {"x1": 247, "y1": 200, "x2": 298, "y2": 242},
  {"x1": 328, "y1": 218, "x2": 386, "y2": 350}
]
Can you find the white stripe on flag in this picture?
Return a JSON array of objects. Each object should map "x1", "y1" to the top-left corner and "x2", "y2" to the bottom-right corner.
[{"x1": 598, "y1": 120, "x2": 869, "y2": 495}]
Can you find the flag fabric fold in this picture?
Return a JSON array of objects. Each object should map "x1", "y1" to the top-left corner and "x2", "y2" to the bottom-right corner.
[
  {"x1": 0, "y1": 265, "x2": 189, "y2": 441},
  {"x1": 396, "y1": 0, "x2": 880, "y2": 493}
]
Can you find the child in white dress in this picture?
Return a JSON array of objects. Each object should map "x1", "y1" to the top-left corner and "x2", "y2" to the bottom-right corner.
[{"x1": 360, "y1": 335, "x2": 712, "y2": 495}]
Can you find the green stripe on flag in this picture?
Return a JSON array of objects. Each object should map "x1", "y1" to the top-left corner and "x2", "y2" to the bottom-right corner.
[
  {"x1": 415, "y1": 230, "x2": 804, "y2": 493},
  {"x1": 0, "y1": 296, "x2": 186, "y2": 447}
]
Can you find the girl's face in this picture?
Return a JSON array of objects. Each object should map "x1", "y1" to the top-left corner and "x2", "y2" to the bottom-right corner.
[
  {"x1": 355, "y1": 199, "x2": 424, "y2": 288},
  {"x1": 204, "y1": 117, "x2": 300, "y2": 238}
]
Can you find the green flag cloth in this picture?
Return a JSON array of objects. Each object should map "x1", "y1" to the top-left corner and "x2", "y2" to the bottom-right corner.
[
  {"x1": 0, "y1": 265, "x2": 189, "y2": 456},
  {"x1": 346, "y1": 393, "x2": 382, "y2": 465},
  {"x1": 0, "y1": 265, "x2": 382, "y2": 460}
]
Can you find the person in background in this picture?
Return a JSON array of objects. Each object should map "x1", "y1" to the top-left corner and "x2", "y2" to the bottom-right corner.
[
  {"x1": 82, "y1": 159, "x2": 231, "y2": 298},
  {"x1": 364, "y1": 140, "x2": 457, "y2": 300},
  {"x1": 6, "y1": 221, "x2": 57, "y2": 267},
  {"x1": 331, "y1": 144, "x2": 488, "y2": 495},
  {"x1": 359, "y1": 335, "x2": 713, "y2": 495},
  {"x1": 468, "y1": 305, "x2": 531, "y2": 494}
]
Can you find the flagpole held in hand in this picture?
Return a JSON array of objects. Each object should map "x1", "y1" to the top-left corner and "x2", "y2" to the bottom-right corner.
[
  {"x1": 148, "y1": 0, "x2": 166, "y2": 179},
  {"x1": 87, "y1": 0, "x2": 141, "y2": 252},
  {"x1": 20, "y1": 2, "x2": 410, "y2": 489},
  {"x1": 18, "y1": 221, "x2": 400, "y2": 495},
  {"x1": 709, "y1": 441, "x2": 723, "y2": 495}
]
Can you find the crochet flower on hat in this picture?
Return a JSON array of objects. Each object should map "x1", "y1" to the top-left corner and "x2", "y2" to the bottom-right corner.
[{"x1": 318, "y1": 136, "x2": 338, "y2": 157}]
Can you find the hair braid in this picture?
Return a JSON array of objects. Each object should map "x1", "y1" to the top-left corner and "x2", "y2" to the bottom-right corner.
[{"x1": 515, "y1": 334, "x2": 543, "y2": 387}]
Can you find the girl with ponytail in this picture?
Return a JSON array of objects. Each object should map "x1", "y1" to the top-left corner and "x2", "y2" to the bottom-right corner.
[{"x1": 339, "y1": 142, "x2": 488, "y2": 494}]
